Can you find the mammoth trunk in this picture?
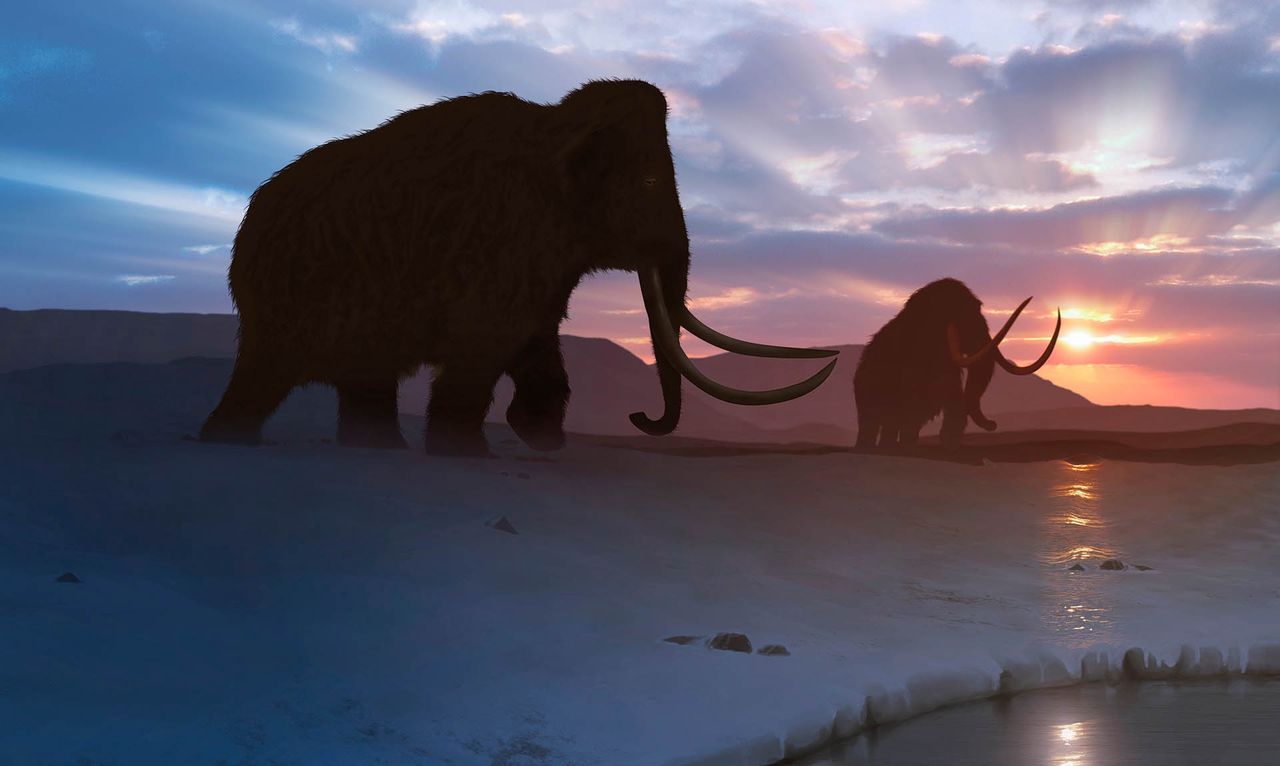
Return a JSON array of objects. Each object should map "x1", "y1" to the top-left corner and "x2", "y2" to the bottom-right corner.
[
  {"x1": 630, "y1": 263, "x2": 688, "y2": 436},
  {"x1": 964, "y1": 356, "x2": 998, "y2": 432}
]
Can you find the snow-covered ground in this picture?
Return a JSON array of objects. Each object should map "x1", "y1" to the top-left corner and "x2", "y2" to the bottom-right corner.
[{"x1": 1, "y1": 364, "x2": 1278, "y2": 765}]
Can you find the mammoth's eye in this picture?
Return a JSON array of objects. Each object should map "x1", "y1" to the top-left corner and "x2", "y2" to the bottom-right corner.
[{"x1": 643, "y1": 176, "x2": 658, "y2": 187}]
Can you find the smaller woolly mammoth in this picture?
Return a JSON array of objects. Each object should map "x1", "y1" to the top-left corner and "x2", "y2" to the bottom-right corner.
[{"x1": 853, "y1": 278, "x2": 1061, "y2": 449}]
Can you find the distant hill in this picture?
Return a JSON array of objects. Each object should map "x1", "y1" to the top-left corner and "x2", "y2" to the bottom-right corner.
[
  {"x1": 1, "y1": 306, "x2": 1273, "y2": 444},
  {"x1": 979, "y1": 405, "x2": 1280, "y2": 433},
  {"x1": 0, "y1": 307, "x2": 237, "y2": 373}
]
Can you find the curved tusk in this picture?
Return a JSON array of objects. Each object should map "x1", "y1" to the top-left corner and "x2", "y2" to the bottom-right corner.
[
  {"x1": 948, "y1": 296, "x2": 1033, "y2": 367},
  {"x1": 680, "y1": 307, "x2": 838, "y2": 359},
  {"x1": 634, "y1": 267, "x2": 838, "y2": 406},
  {"x1": 998, "y1": 308, "x2": 1062, "y2": 376}
]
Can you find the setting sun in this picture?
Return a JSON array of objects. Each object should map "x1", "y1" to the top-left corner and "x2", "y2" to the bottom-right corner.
[{"x1": 1064, "y1": 330, "x2": 1096, "y2": 349}]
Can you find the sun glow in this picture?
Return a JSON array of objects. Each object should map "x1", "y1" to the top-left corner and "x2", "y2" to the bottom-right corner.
[
  {"x1": 1060, "y1": 307, "x2": 1119, "y2": 323},
  {"x1": 1075, "y1": 234, "x2": 1195, "y2": 256},
  {"x1": 1062, "y1": 330, "x2": 1164, "y2": 350},
  {"x1": 1064, "y1": 330, "x2": 1095, "y2": 349}
]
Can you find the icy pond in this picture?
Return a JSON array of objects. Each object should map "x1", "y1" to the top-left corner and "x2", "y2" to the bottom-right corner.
[
  {"x1": 1, "y1": 365, "x2": 1278, "y2": 765},
  {"x1": 800, "y1": 679, "x2": 1280, "y2": 765}
]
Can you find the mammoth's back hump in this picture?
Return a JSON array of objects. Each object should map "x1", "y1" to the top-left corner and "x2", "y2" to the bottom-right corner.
[{"x1": 227, "y1": 93, "x2": 565, "y2": 333}]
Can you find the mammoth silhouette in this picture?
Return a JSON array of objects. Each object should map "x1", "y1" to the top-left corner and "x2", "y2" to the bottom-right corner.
[
  {"x1": 853, "y1": 278, "x2": 1061, "y2": 449},
  {"x1": 200, "y1": 79, "x2": 836, "y2": 456}
]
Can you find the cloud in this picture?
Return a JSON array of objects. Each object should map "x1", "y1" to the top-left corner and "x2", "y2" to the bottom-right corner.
[
  {"x1": 0, "y1": 149, "x2": 247, "y2": 224},
  {"x1": 115, "y1": 275, "x2": 176, "y2": 287},
  {"x1": 1046, "y1": 0, "x2": 1155, "y2": 7},
  {"x1": 873, "y1": 185, "x2": 1257, "y2": 249},
  {"x1": 182, "y1": 244, "x2": 231, "y2": 256},
  {"x1": 270, "y1": 18, "x2": 360, "y2": 54},
  {"x1": 910, "y1": 150, "x2": 1098, "y2": 192},
  {"x1": 975, "y1": 32, "x2": 1280, "y2": 172}
]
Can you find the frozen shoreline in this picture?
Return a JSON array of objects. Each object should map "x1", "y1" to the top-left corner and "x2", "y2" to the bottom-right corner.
[
  {"x1": 2, "y1": 372, "x2": 1278, "y2": 765},
  {"x1": 680, "y1": 642, "x2": 1280, "y2": 766}
]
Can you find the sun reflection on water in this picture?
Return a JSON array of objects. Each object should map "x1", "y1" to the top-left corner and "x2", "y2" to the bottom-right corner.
[
  {"x1": 1040, "y1": 460, "x2": 1117, "y2": 644},
  {"x1": 1059, "y1": 722, "x2": 1081, "y2": 743},
  {"x1": 1052, "y1": 721, "x2": 1088, "y2": 765},
  {"x1": 1063, "y1": 459, "x2": 1099, "y2": 472},
  {"x1": 1057, "y1": 483, "x2": 1097, "y2": 500}
]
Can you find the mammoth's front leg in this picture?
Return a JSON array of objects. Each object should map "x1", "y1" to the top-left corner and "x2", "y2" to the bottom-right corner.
[
  {"x1": 504, "y1": 332, "x2": 570, "y2": 451},
  {"x1": 938, "y1": 371, "x2": 968, "y2": 449},
  {"x1": 425, "y1": 357, "x2": 504, "y2": 458}
]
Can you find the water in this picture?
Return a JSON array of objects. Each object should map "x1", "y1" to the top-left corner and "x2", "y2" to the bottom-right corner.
[{"x1": 800, "y1": 680, "x2": 1280, "y2": 765}]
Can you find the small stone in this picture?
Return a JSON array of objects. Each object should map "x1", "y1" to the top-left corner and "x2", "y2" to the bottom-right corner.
[
  {"x1": 1100, "y1": 559, "x2": 1126, "y2": 571},
  {"x1": 56, "y1": 572, "x2": 82, "y2": 584},
  {"x1": 487, "y1": 516, "x2": 518, "y2": 535},
  {"x1": 706, "y1": 632, "x2": 752, "y2": 653},
  {"x1": 662, "y1": 635, "x2": 702, "y2": 645},
  {"x1": 517, "y1": 472, "x2": 530, "y2": 480},
  {"x1": 1134, "y1": 564, "x2": 1153, "y2": 571},
  {"x1": 1068, "y1": 563, "x2": 1086, "y2": 572},
  {"x1": 758, "y1": 644, "x2": 790, "y2": 656}
]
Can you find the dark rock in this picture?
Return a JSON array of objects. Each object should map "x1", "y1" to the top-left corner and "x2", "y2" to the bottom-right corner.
[
  {"x1": 758, "y1": 644, "x2": 790, "y2": 656},
  {"x1": 1068, "y1": 563, "x2": 1086, "y2": 572},
  {"x1": 487, "y1": 516, "x2": 518, "y2": 535},
  {"x1": 1134, "y1": 564, "x2": 1153, "y2": 571},
  {"x1": 516, "y1": 472, "x2": 530, "y2": 480},
  {"x1": 1100, "y1": 559, "x2": 1126, "y2": 571},
  {"x1": 662, "y1": 635, "x2": 702, "y2": 645},
  {"x1": 706, "y1": 632, "x2": 752, "y2": 653},
  {"x1": 56, "y1": 572, "x2": 82, "y2": 584}
]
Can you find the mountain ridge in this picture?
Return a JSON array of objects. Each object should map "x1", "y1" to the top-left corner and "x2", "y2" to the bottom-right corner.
[{"x1": 2, "y1": 306, "x2": 1272, "y2": 443}]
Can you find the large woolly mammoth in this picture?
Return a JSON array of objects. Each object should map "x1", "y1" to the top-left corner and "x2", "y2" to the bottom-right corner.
[
  {"x1": 200, "y1": 79, "x2": 837, "y2": 456},
  {"x1": 853, "y1": 278, "x2": 1060, "y2": 449}
]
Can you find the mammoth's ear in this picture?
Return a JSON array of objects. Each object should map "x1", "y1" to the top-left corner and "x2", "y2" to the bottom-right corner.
[{"x1": 557, "y1": 121, "x2": 623, "y2": 190}]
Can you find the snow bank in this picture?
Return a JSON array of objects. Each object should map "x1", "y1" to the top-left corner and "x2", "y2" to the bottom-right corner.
[{"x1": 1, "y1": 365, "x2": 1277, "y2": 765}]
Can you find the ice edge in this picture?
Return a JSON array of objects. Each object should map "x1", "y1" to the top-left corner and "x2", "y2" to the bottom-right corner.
[{"x1": 664, "y1": 641, "x2": 1280, "y2": 766}]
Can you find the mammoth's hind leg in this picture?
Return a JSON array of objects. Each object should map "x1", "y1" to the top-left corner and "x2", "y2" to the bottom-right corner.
[
  {"x1": 504, "y1": 332, "x2": 570, "y2": 452},
  {"x1": 878, "y1": 425, "x2": 901, "y2": 449},
  {"x1": 855, "y1": 410, "x2": 881, "y2": 450},
  {"x1": 200, "y1": 354, "x2": 296, "y2": 446},
  {"x1": 424, "y1": 357, "x2": 504, "y2": 458},
  {"x1": 336, "y1": 380, "x2": 407, "y2": 449}
]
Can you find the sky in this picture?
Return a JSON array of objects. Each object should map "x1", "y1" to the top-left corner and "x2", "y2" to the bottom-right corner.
[{"x1": 1, "y1": 0, "x2": 1278, "y2": 409}]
